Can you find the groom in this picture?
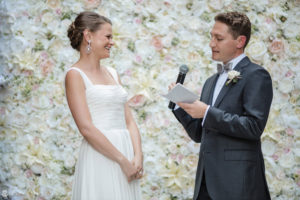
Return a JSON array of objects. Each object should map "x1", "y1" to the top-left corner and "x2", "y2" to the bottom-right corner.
[{"x1": 171, "y1": 12, "x2": 272, "y2": 200}]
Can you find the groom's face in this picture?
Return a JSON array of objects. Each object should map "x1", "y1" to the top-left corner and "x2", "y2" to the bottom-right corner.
[{"x1": 210, "y1": 21, "x2": 239, "y2": 64}]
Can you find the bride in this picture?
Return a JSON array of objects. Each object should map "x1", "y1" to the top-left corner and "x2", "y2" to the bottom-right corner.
[{"x1": 65, "y1": 11, "x2": 142, "y2": 200}]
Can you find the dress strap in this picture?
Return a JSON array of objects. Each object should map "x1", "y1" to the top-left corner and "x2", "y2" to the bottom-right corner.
[
  {"x1": 66, "y1": 67, "x2": 93, "y2": 89},
  {"x1": 106, "y1": 67, "x2": 120, "y2": 84}
]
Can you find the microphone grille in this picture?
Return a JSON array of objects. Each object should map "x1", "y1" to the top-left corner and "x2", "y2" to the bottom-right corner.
[{"x1": 179, "y1": 65, "x2": 189, "y2": 74}]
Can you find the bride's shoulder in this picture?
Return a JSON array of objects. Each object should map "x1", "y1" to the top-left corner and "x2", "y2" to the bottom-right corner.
[
  {"x1": 65, "y1": 65, "x2": 82, "y2": 80},
  {"x1": 105, "y1": 66, "x2": 117, "y2": 73},
  {"x1": 105, "y1": 66, "x2": 119, "y2": 77}
]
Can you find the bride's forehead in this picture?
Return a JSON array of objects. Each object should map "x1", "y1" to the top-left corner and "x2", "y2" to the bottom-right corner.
[{"x1": 94, "y1": 24, "x2": 112, "y2": 34}]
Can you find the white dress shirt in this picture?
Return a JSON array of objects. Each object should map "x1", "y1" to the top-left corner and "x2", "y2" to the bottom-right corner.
[{"x1": 201, "y1": 53, "x2": 246, "y2": 126}]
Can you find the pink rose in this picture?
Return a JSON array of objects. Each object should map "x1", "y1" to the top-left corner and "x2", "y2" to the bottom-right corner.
[
  {"x1": 286, "y1": 127, "x2": 294, "y2": 135},
  {"x1": 84, "y1": 0, "x2": 101, "y2": 9},
  {"x1": 46, "y1": 0, "x2": 61, "y2": 9},
  {"x1": 151, "y1": 36, "x2": 163, "y2": 51},
  {"x1": 134, "y1": 18, "x2": 142, "y2": 24},
  {"x1": 135, "y1": 55, "x2": 142, "y2": 63},
  {"x1": 25, "y1": 169, "x2": 33, "y2": 178},
  {"x1": 40, "y1": 59, "x2": 54, "y2": 76},
  {"x1": 0, "y1": 107, "x2": 5, "y2": 115},
  {"x1": 272, "y1": 154, "x2": 279, "y2": 161},
  {"x1": 285, "y1": 70, "x2": 294, "y2": 78},
  {"x1": 128, "y1": 94, "x2": 146, "y2": 107},
  {"x1": 269, "y1": 39, "x2": 285, "y2": 55}
]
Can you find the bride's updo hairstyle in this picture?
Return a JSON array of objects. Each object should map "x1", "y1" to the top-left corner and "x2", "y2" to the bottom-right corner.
[{"x1": 67, "y1": 11, "x2": 112, "y2": 51}]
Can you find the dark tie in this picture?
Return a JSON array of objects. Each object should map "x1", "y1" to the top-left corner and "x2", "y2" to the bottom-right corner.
[{"x1": 217, "y1": 63, "x2": 232, "y2": 74}]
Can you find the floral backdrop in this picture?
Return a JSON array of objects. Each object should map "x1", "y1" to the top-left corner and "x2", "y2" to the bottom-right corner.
[{"x1": 0, "y1": 0, "x2": 299, "y2": 199}]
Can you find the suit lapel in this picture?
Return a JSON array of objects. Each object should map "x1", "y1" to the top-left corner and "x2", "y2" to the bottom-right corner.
[
  {"x1": 202, "y1": 74, "x2": 218, "y2": 105},
  {"x1": 213, "y1": 57, "x2": 250, "y2": 107}
]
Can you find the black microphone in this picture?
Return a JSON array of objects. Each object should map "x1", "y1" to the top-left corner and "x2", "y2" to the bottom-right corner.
[{"x1": 168, "y1": 64, "x2": 189, "y2": 109}]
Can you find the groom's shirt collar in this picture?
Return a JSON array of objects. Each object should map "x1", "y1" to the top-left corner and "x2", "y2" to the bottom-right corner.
[{"x1": 224, "y1": 53, "x2": 246, "y2": 70}]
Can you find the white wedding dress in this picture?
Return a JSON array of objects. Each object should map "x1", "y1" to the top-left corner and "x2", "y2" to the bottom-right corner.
[{"x1": 67, "y1": 67, "x2": 141, "y2": 200}]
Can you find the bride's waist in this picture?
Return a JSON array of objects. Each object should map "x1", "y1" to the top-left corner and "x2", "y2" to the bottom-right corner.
[{"x1": 93, "y1": 121, "x2": 127, "y2": 131}]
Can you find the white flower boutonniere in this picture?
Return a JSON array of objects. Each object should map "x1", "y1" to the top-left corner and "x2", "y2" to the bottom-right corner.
[{"x1": 226, "y1": 70, "x2": 241, "y2": 86}]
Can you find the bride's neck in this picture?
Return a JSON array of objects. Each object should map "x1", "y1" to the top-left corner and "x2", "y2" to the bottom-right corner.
[{"x1": 78, "y1": 53, "x2": 101, "y2": 71}]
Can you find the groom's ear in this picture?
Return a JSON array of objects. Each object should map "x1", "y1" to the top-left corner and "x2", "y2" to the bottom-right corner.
[{"x1": 236, "y1": 35, "x2": 247, "y2": 49}]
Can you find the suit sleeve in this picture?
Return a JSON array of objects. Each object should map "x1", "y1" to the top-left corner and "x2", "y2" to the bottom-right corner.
[
  {"x1": 203, "y1": 68, "x2": 273, "y2": 141},
  {"x1": 172, "y1": 108, "x2": 202, "y2": 143},
  {"x1": 171, "y1": 79, "x2": 211, "y2": 143}
]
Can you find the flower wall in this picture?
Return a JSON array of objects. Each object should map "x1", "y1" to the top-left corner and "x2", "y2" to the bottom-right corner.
[{"x1": 0, "y1": 0, "x2": 299, "y2": 199}]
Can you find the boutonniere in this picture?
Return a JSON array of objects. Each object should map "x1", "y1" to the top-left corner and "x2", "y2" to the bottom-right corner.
[{"x1": 226, "y1": 70, "x2": 242, "y2": 86}]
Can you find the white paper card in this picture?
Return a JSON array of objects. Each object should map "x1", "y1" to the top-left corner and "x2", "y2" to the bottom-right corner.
[{"x1": 161, "y1": 83, "x2": 199, "y2": 103}]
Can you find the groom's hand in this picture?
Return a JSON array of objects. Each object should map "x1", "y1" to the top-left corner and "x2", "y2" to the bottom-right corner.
[
  {"x1": 168, "y1": 82, "x2": 176, "y2": 91},
  {"x1": 177, "y1": 101, "x2": 208, "y2": 118}
]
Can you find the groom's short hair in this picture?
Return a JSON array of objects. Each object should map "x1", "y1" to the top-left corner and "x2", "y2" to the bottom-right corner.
[{"x1": 215, "y1": 12, "x2": 251, "y2": 48}]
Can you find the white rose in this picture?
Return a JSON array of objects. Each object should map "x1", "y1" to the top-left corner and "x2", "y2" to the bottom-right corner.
[
  {"x1": 262, "y1": 139, "x2": 276, "y2": 156},
  {"x1": 41, "y1": 12, "x2": 54, "y2": 25},
  {"x1": 144, "y1": 1, "x2": 160, "y2": 14},
  {"x1": 47, "y1": 106, "x2": 66, "y2": 128},
  {"x1": 283, "y1": 13, "x2": 300, "y2": 38},
  {"x1": 174, "y1": 1, "x2": 190, "y2": 16},
  {"x1": 162, "y1": 32, "x2": 175, "y2": 48},
  {"x1": 207, "y1": 0, "x2": 224, "y2": 11},
  {"x1": 31, "y1": 163, "x2": 44, "y2": 175},
  {"x1": 135, "y1": 39, "x2": 155, "y2": 59},
  {"x1": 282, "y1": 114, "x2": 300, "y2": 129},
  {"x1": 286, "y1": 41, "x2": 300, "y2": 58},
  {"x1": 182, "y1": 16, "x2": 201, "y2": 31},
  {"x1": 227, "y1": 70, "x2": 240, "y2": 80},
  {"x1": 13, "y1": 48, "x2": 40, "y2": 71},
  {"x1": 259, "y1": 18, "x2": 277, "y2": 39},
  {"x1": 6, "y1": 107, "x2": 28, "y2": 128},
  {"x1": 268, "y1": 179, "x2": 283, "y2": 197},
  {"x1": 281, "y1": 178, "x2": 296, "y2": 197},
  {"x1": 293, "y1": 140, "x2": 300, "y2": 157},
  {"x1": 31, "y1": 95, "x2": 52, "y2": 109},
  {"x1": 278, "y1": 151, "x2": 295, "y2": 168},
  {"x1": 64, "y1": 155, "x2": 76, "y2": 168},
  {"x1": 67, "y1": 2, "x2": 84, "y2": 13},
  {"x1": 246, "y1": 40, "x2": 267, "y2": 62},
  {"x1": 157, "y1": 15, "x2": 175, "y2": 35},
  {"x1": 186, "y1": 141, "x2": 200, "y2": 154},
  {"x1": 40, "y1": 185, "x2": 54, "y2": 199},
  {"x1": 251, "y1": 0, "x2": 269, "y2": 12},
  {"x1": 278, "y1": 78, "x2": 293, "y2": 94},
  {"x1": 284, "y1": 24, "x2": 300, "y2": 38},
  {"x1": 1, "y1": 190, "x2": 8, "y2": 198}
]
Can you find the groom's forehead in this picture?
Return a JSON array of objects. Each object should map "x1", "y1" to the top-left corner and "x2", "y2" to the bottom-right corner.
[{"x1": 210, "y1": 23, "x2": 232, "y2": 37}]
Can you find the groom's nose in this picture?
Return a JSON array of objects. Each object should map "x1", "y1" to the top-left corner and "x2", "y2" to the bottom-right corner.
[{"x1": 210, "y1": 38, "x2": 216, "y2": 48}]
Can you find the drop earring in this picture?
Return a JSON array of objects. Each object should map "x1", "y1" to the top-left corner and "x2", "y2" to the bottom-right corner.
[{"x1": 86, "y1": 40, "x2": 91, "y2": 54}]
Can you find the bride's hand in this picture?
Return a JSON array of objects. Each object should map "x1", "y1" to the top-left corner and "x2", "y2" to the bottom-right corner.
[
  {"x1": 119, "y1": 157, "x2": 139, "y2": 182},
  {"x1": 132, "y1": 154, "x2": 143, "y2": 179}
]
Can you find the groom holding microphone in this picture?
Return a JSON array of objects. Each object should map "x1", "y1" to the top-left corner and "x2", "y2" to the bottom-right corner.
[{"x1": 169, "y1": 12, "x2": 273, "y2": 200}]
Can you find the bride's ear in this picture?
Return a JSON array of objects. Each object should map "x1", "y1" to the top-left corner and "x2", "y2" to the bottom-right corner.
[{"x1": 83, "y1": 29, "x2": 92, "y2": 44}]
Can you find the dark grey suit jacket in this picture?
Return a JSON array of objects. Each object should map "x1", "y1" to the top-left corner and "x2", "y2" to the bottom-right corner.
[{"x1": 173, "y1": 57, "x2": 273, "y2": 200}]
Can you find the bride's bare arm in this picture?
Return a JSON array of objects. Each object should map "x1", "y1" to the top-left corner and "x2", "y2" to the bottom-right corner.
[
  {"x1": 65, "y1": 70, "x2": 137, "y2": 181},
  {"x1": 116, "y1": 75, "x2": 143, "y2": 179},
  {"x1": 124, "y1": 103, "x2": 143, "y2": 178}
]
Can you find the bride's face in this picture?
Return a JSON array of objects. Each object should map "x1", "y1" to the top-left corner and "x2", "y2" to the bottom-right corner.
[{"x1": 91, "y1": 23, "x2": 114, "y2": 59}]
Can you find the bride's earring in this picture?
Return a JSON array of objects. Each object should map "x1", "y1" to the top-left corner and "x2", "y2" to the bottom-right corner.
[{"x1": 86, "y1": 40, "x2": 91, "y2": 54}]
